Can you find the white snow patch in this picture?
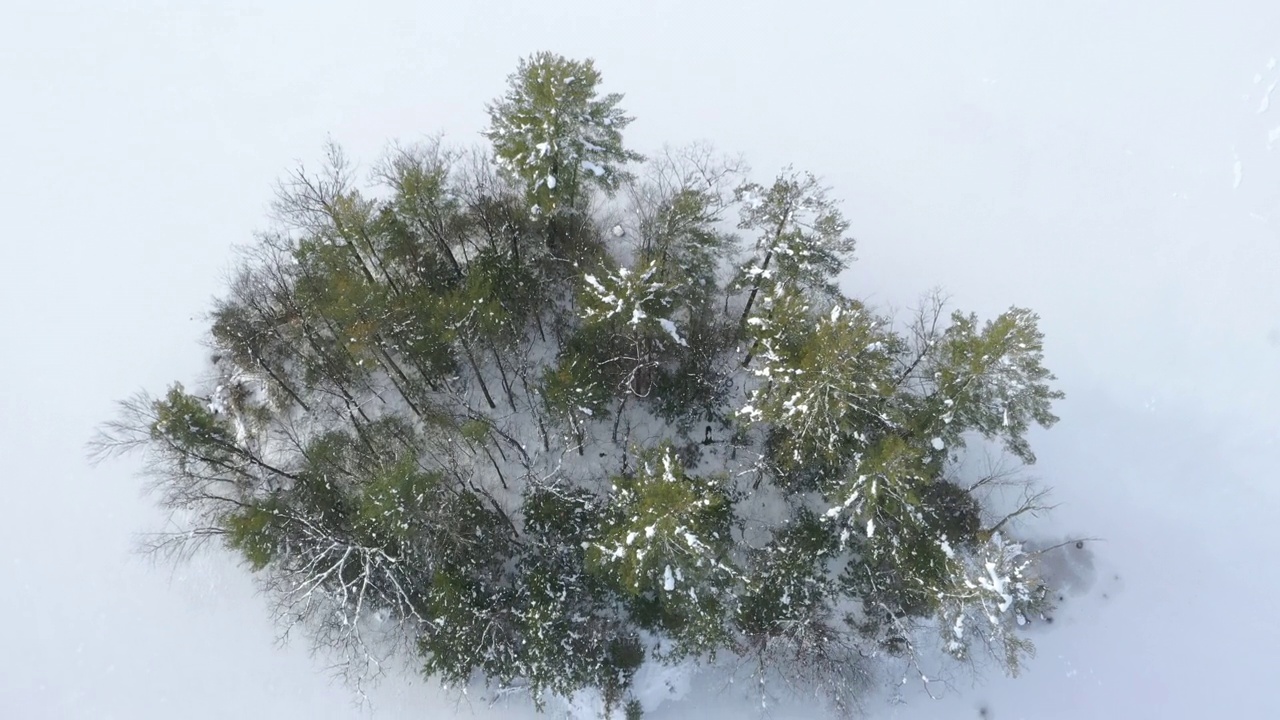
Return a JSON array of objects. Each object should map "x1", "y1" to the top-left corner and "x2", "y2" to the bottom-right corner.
[
  {"x1": 981, "y1": 560, "x2": 1014, "y2": 612},
  {"x1": 931, "y1": 437, "x2": 945, "y2": 450},
  {"x1": 546, "y1": 174, "x2": 557, "y2": 189},
  {"x1": 939, "y1": 537, "x2": 956, "y2": 559},
  {"x1": 1233, "y1": 156, "x2": 1243, "y2": 188},
  {"x1": 583, "y1": 274, "x2": 606, "y2": 294},
  {"x1": 663, "y1": 564, "x2": 676, "y2": 591},
  {"x1": 658, "y1": 318, "x2": 686, "y2": 346}
]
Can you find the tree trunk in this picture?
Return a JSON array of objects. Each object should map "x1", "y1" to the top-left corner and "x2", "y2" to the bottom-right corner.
[
  {"x1": 737, "y1": 250, "x2": 774, "y2": 332},
  {"x1": 462, "y1": 340, "x2": 497, "y2": 410}
]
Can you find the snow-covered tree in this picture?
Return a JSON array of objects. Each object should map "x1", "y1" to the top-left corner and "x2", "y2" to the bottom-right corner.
[
  {"x1": 739, "y1": 290, "x2": 900, "y2": 488},
  {"x1": 514, "y1": 484, "x2": 644, "y2": 712},
  {"x1": 95, "y1": 53, "x2": 1077, "y2": 719},
  {"x1": 735, "y1": 169, "x2": 857, "y2": 333},
  {"x1": 587, "y1": 444, "x2": 737, "y2": 659},
  {"x1": 629, "y1": 144, "x2": 742, "y2": 301},
  {"x1": 628, "y1": 146, "x2": 742, "y2": 429},
  {"x1": 486, "y1": 52, "x2": 642, "y2": 220}
]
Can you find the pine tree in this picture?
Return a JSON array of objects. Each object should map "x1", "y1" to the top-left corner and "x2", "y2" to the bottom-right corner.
[
  {"x1": 735, "y1": 169, "x2": 856, "y2": 339},
  {"x1": 629, "y1": 146, "x2": 741, "y2": 429},
  {"x1": 586, "y1": 444, "x2": 737, "y2": 659},
  {"x1": 740, "y1": 291, "x2": 899, "y2": 489},
  {"x1": 486, "y1": 52, "x2": 643, "y2": 222}
]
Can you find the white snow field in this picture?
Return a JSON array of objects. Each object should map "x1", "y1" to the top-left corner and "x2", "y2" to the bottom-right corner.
[{"x1": 3, "y1": 2, "x2": 1278, "y2": 718}]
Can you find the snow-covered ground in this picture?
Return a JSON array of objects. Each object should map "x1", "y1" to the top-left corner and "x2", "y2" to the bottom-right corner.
[{"x1": 3, "y1": 1, "x2": 1278, "y2": 717}]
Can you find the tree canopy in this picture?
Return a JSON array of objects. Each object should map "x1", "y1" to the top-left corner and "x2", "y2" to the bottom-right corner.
[{"x1": 94, "y1": 52, "x2": 1068, "y2": 718}]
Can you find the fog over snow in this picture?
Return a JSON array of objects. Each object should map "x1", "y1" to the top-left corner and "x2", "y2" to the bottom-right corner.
[{"x1": 3, "y1": 1, "x2": 1278, "y2": 718}]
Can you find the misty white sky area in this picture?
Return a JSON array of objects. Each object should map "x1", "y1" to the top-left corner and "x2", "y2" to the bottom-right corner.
[{"x1": 3, "y1": 2, "x2": 1279, "y2": 718}]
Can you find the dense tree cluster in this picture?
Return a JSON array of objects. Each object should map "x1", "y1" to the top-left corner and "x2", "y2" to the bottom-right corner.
[{"x1": 95, "y1": 52, "x2": 1066, "y2": 717}]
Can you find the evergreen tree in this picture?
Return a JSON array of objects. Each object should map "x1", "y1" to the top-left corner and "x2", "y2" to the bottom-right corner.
[
  {"x1": 740, "y1": 291, "x2": 899, "y2": 489},
  {"x1": 735, "y1": 169, "x2": 856, "y2": 338},
  {"x1": 586, "y1": 444, "x2": 737, "y2": 659},
  {"x1": 486, "y1": 52, "x2": 642, "y2": 220}
]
